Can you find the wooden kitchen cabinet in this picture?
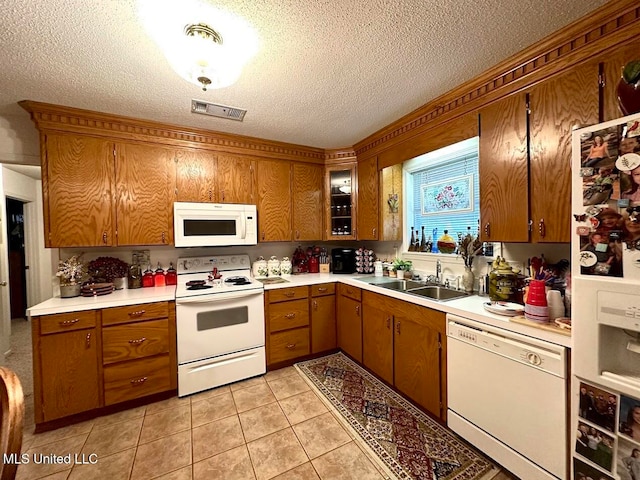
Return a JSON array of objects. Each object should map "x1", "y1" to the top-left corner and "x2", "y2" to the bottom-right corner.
[
  {"x1": 380, "y1": 164, "x2": 403, "y2": 241},
  {"x1": 362, "y1": 292, "x2": 393, "y2": 385},
  {"x1": 34, "y1": 311, "x2": 101, "y2": 423},
  {"x1": 325, "y1": 163, "x2": 357, "y2": 240},
  {"x1": 43, "y1": 133, "x2": 116, "y2": 247},
  {"x1": 256, "y1": 159, "x2": 292, "y2": 242},
  {"x1": 310, "y1": 283, "x2": 336, "y2": 354},
  {"x1": 115, "y1": 142, "x2": 176, "y2": 245},
  {"x1": 175, "y1": 148, "x2": 217, "y2": 203},
  {"x1": 266, "y1": 288, "x2": 310, "y2": 366},
  {"x1": 601, "y1": 39, "x2": 640, "y2": 122},
  {"x1": 357, "y1": 157, "x2": 379, "y2": 240},
  {"x1": 336, "y1": 284, "x2": 362, "y2": 362},
  {"x1": 292, "y1": 162, "x2": 324, "y2": 241},
  {"x1": 217, "y1": 153, "x2": 255, "y2": 204},
  {"x1": 479, "y1": 62, "x2": 599, "y2": 243}
]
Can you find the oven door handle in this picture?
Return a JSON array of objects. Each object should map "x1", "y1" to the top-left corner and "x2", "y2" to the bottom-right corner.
[{"x1": 176, "y1": 290, "x2": 264, "y2": 304}]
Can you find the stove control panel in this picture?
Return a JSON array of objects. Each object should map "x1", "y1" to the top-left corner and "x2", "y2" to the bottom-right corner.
[{"x1": 178, "y1": 255, "x2": 251, "y2": 274}]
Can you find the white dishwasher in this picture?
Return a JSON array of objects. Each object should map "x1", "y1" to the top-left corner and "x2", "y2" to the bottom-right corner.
[{"x1": 446, "y1": 314, "x2": 568, "y2": 480}]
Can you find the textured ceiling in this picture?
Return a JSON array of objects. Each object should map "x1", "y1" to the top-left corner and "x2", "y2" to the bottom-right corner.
[{"x1": 0, "y1": 0, "x2": 609, "y2": 150}]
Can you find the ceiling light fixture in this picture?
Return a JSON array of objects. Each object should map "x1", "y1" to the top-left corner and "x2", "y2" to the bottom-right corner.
[{"x1": 138, "y1": 0, "x2": 259, "y2": 91}]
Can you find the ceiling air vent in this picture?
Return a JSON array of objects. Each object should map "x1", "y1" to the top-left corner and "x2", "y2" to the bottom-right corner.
[{"x1": 191, "y1": 100, "x2": 247, "y2": 122}]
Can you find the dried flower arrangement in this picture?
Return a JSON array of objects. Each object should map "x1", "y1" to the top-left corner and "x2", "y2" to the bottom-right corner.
[
  {"x1": 56, "y1": 254, "x2": 86, "y2": 286},
  {"x1": 457, "y1": 229, "x2": 483, "y2": 268},
  {"x1": 88, "y1": 256, "x2": 130, "y2": 282}
]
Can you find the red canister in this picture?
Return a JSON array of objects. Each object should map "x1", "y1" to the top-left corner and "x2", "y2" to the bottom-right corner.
[{"x1": 308, "y1": 256, "x2": 319, "y2": 273}]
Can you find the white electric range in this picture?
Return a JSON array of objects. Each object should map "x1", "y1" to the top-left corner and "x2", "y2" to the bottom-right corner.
[{"x1": 175, "y1": 254, "x2": 265, "y2": 397}]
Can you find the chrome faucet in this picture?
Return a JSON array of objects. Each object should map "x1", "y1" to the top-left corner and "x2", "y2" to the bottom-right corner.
[{"x1": 435, "y1": 260, "x2": 442, "y2": 284}]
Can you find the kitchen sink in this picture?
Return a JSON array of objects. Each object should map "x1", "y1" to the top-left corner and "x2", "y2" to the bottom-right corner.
[
  {"x1": 365, "y1": 279, "x2": 426, "y2": 291},
  {"x1": 406, "y1": 285, "x2": 469, "y2": 301}
]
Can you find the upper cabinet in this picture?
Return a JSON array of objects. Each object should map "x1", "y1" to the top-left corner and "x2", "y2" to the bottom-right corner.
[
  {"x1": 380, "y1": 164, "x2": 403, "y2": 241},
  {"x1": 601, "y1": 39, "x2": 640, "y2": 122},
  {"x1": 325, "y1": 163, "x2": 357, "y2": 240},
  {"x1": 43, "y1": 133, "x2": 116, "y2": 247},
  {"x1": 115, "y1": 142, "x2": 176, "y2": 246},
  {"x1": 216, "y1": 153, "x2": 255, "y2": 204},
  {"x1": 292, "y1": 163, "x2": 323, "y2": 241},
  {"x1": 175, "y1": 149, "x2": 217, "y2": 203},
  {"x1": 479, "y1": 62, "x2": 599, "y2": 243},
  {"x1": 357, "y1": 157, "x2": 379, "y2": 240},
  {"x1": 256, "y1": 159, "x2": 292, "y2": 242}
]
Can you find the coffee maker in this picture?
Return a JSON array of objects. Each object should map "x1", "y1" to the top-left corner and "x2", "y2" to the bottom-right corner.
[{"x1": 331, "y1": 248, "x2": 356, "y2": 274}]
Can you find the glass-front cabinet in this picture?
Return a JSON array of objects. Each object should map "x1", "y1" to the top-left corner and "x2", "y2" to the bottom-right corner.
[{"x1": 325, "y1": 163, "x2": 357, "y2": 240}]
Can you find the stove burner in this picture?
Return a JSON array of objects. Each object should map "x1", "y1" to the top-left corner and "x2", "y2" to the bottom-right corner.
[
  {"x1": 225, "y1": 276, "x2": 251, "y2": 286},
  {"x1": 187, "y1": 284, "x2": 213, "y2": 290},
  {"x1": 186, "y1": 280, "x2": 206, "y2": 287}
]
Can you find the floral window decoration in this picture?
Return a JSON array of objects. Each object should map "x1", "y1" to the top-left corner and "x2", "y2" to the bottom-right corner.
[{"x1": 421, "y1": 174, "x2": 473, "y2": 215}]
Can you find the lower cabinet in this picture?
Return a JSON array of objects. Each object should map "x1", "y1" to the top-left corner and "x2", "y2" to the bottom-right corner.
[
  {"x1": 311, "y1": 283, "x2": 336, "y2": 353},
  {"x1": 336, "y1": 284, "x2": 362, "y2": 362},
  {"x1": 361, "y1": 291, "x2": 446, "y2": 421},
  {"x1": 31, "y1": 301, "x2": 176, "y2": 426}
]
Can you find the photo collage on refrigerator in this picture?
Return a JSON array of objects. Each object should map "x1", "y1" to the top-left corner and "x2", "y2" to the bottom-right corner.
[
  {"x1": 576, "y1": 119, "x2": 640, "y2": 279},
  {"x1": 574, "y1": 381, "x2": 640, "y2": 480}
]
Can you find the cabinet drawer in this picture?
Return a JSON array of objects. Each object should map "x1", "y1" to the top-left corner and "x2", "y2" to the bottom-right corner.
[
  {"x1": 311, "y1": 283, "x2": 335, "y2": 297},
  {"x1": 102, "y1": 302, "x2": 169, "y2": 326},
  {"x1": 268, "y1": 286, "x2": 308, "y2": 303},
  {"x1": 102, "y1": 319, "x2": 169, "y2": 365},
  {"x1": 269, "y1": 299, "x2": 309, "y2": 333},
  {"x1": 269, "y1": 328, "x2": 310, "y2": 364},
  {"x1": 338, "y1": 283, "x2": 361, "y2": 302},
  {"x1": 103, "y1": 354, "x2": 171, "y2": 405},
  {"x1": 40, "y1": 310, "x2": 97, "y2": 335}
]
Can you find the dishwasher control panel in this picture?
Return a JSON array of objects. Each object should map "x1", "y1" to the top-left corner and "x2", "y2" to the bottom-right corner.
[{"x1": 447, "y1": 317, "x2": 567, "y2": 378}]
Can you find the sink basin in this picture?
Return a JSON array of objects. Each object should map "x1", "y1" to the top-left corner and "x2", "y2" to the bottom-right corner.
[
  {"x1": 406, "y1": 285, "x2": 469, "y2": 301},
  {"x1": 366, "y1": 279, "x2": 426, "y2": 291}
]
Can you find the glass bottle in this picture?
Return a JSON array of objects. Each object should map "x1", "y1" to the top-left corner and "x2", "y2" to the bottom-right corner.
[
  {"x1": 128, "y1": 264, "x2": 142, "y2": 289},
  {"x1": 142, "y1": 265, "x2": 154, "y2": 288},
  {"x1": 153, "y1": 262, "x2": 166, "y2": 287},
  {"x1": 409, "y1": 227, "x2": 416, "y2": 251},
  {"x1": 165, "y1": 262, "x2": 177, "y2": 286},
  {"x1": 420, "y1": 226, "x2": 427, "y2": 252}
]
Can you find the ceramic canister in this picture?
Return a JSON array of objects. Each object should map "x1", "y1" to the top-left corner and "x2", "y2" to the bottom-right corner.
[
  {"x1": 280, "y1": 257, "x2": 292, "y2": 276},
  {"x1": 252, "y1": 256, "x2": 268, "y2": 278},
  {"x1": 267, "y1": 256, "x2": 281, "y2": 276}
]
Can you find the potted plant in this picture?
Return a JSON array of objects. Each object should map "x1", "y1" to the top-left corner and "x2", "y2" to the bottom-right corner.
[
  {"x1": 56, "y1": 254, "x2": 86, "y2": 297},
  {"x1": 392, "y1": 259, "x2": 413, "y2": 279}
]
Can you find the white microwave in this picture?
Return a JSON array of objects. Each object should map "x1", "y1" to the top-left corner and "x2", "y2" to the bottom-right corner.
[{"x1": 173, "y1": 202, "x2": 258, "y2": 247}]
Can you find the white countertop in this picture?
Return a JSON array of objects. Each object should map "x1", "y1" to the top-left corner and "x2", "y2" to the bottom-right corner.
[
  {"x1": 264, "y1": 273, "x2": 572, "y2": 348},
  {"x1": 26, "y1": 286, "x2": 177, "y2": 317}
]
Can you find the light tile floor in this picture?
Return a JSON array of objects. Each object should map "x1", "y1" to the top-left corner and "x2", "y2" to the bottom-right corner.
[{"x1": 16, "y1": 367, "x2": 396, "y2": 480}]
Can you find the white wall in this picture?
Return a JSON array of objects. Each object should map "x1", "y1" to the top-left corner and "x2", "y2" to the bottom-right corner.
[{"x1": 0, "y1": 113, "x2": 40, "y2": 166}]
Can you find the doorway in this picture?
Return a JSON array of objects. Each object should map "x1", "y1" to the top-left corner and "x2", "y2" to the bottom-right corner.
[{"x1": 6, "y1": 198, "x2": 27, "y2": 319}]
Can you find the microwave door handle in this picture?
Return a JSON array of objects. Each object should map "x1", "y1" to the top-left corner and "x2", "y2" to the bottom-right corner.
[
  {"x1": 240, "y1": 215, "x2": 247, "y2": 239},
  {"x1": 176, "y1": 290, "x2": 263, "y2": 304}
]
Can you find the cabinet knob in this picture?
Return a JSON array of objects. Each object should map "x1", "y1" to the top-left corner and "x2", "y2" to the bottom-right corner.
[
  {"x1": 484, "y1": 223, "x2": 490, "y2": 238},
  {"x1": 102, "y1": 231, "x2": 108, "y2": 244},
  {"x1": 208, "y1": 189, "x2": 213, "y2": 201},
  {"x1": 221, "y1": 190, "x2": 225, "y2": 202},
  {"x1": 355, "y1": 305, "x2": 360, "y2": 316},
  {"x1": 130, "y1": 377, "x2": 148, "y2": 385},
  {"x1": 396, "y1": 321, "x2": 401, "y2": 334},
  {"x1": 538, "y1": 219, "x2": 546, "y2": 238},
  {"x1": 295, "y1": 230, "x2": 300, "y2": 239},
  {"x1": 262, "y1": 232, "x2": 265, "y2": 241},
  {"x1": 59, "y1": 318, "x2": 80, "y2": 327},
  {"x1": 284, "y1": 313, "x2": 296, "y2": 319},
  {"x1": 372, "y1": 227, "x2": 376, "y2": 236},
  {"x1": 128, "y1": 337, "x2": 147, "y2": 345},
  {"x1": 161, "y1": 231, "x2": 166, "y2": 243},
  {"x1": 313, "y1": 300, "x2": 318, "y2": 310},
  {"x1": 386, "y1": 317, "x2": 391, "y2": 329},
  {"x1": 286, "y1": 343, "x2": 296, "y2": 350},
  {"x1": 86, "y1": 332, "x2": 91, "y2": 348}
]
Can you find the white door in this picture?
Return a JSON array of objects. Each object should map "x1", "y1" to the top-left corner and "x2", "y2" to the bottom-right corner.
[{"x1": 0, "y1": 169, "x2": 11, "y2": 362}]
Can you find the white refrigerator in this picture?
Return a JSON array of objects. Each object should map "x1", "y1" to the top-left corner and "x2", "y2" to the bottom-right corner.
[{"x1": 571, "y1": 112, "x2": 640, "y2": 480}]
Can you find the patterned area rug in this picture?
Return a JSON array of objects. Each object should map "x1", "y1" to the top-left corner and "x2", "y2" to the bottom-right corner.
[{"x1": 295, "y1": 353, "x2": 498, "y2": 480}]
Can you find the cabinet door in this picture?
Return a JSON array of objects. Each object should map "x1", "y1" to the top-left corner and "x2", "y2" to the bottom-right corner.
[
  {"x1": 115, "y1": 142, "x2": 176, "y2": 245},
  {"x1": 357, "y1": 157, "x2": 379, "y2": 240},
  {"x1": 311, "y1": 295, "x2": 336, "y2": 353},
  {"x1": 40, "y1": 329, "x2": 100, "y2": 421},
  {"x1": 256, "y1": 159, "x2": 292, "y2": 242},
  {"x1": 394, "y1": 313, "x2": 442, "y2": 419},
  {"x1": 380, "y1": 164, "x2": 402, "y2": 241},
  {"x1": 175, "y1": 149, "x2": 216, "y2": 202},
  {"x1": 217, "y1": 153, "x2": 255, "y2": 204},
  {"x1": 529, "y1": 63, "x2": 599, "y2": 243},
  {"x1": 44, "y1": 133, "x2": 115, "y2": 247},
  {"x1": 325, "y1": 164, "x2": 357, "y2": 240},
  {"x1": 292, "y1": 163, "x2": 323, "y2": 241},
  {"x1": 479, "y1": 94, "x2": 529, "y2": 242},
  {"x1": 602, "y1": 40, "x2": 640, "y2": 122},
  {"x1": 362, "y1": 294, "x2": 393, "y2": 385},
  {"x1": 336, "y1": 295, "x2": 362, "y2": 362}
]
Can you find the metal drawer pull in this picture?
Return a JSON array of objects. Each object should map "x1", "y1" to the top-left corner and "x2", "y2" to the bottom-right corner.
[
  {"x1": 396, "y1": 321, "x2": 401, "y2": 334},
  {"x1": 86, "y1": 332, "x2": 91, "y2": 347},
  {"x1": 128, "y1": 337, "x2": 147, "y2": 345},
  {"x1": 355, "y1": 305, "x2": 360, "y2": 316},
  {"x1": 284, "y1": 313, "x2": 296, "y2": 319},
  {"x1": 130, "y1": 377, "x2": 148, "y2": 385},
  {"x1": 284, "y1": 291, "x2": 295, "y2": 297},
  {"x1": 387, "y1": 317, "x2": 391, "y2": 329},
  {"x1": 60, "y1": 318, "x2": 80, "y2": 326},
  {"x1": 313, "y1": 300, "x2": 318, "y2": 310},
  {"x1": 286, "y1": 343, "x2": 296, "y2": 349},
  {"x1": 318, "y1": 287, "x2": 327, "y2": 292},
  {"x1": 128, "y1": 310, "x2": 146, "y2": 317}
]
